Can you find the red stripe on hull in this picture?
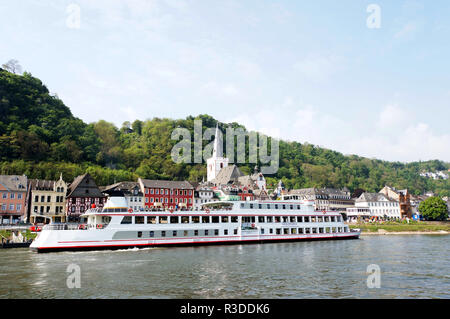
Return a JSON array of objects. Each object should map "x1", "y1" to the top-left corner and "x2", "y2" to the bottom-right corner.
[{"x1": 33, "y1": 234, "x2": 360, "y2": 253}]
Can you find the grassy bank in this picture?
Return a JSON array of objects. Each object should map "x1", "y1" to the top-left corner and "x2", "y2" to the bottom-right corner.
[
  {"x1": 0, "y1": 229, "x2": 37, "y2": 241},
  {"x1": 349, "y1": 221, "x2": 450, "y2": 233}
]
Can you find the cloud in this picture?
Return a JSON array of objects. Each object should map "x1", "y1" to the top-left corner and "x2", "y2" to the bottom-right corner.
[{"x1": 225, "y1": 99, "x2": 450, "y2": 162}]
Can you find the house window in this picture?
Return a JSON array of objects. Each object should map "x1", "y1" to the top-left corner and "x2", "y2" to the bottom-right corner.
[{"x1": 10, "y1": 193, "x2": 15, "y2": 199}]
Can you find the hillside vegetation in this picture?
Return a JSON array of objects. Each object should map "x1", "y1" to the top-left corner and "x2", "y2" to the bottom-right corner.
[{"x1": 0, "y1": 68, "x2": 449, "y2": 195}]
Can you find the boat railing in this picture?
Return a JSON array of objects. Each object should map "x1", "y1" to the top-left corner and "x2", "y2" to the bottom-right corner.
[{"x1": 43, "y1": 223, "x2": 82, "y2": 231}]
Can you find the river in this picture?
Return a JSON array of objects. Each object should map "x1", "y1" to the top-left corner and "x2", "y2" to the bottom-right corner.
[{"x1": 0, "y1": 235, "x2": 448, "y2": 298}]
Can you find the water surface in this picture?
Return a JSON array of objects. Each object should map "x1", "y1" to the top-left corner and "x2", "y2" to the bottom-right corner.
[{"x1": 0, "y1": 235, "x2": 448, "y2": 298}]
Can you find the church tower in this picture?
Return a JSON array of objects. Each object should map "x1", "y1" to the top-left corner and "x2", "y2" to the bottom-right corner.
[{"x1": 207, "y1": 124, "x2": 229, "y2": 182}]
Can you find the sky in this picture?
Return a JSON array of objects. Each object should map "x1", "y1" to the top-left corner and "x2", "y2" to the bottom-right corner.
[{"x1": 1, "y1": 0, "x2": 449, "y2": 163}]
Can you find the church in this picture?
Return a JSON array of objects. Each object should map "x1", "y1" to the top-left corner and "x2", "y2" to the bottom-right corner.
[{"x1": 205, "y1": 124, "x2": 269, "y2": 199}]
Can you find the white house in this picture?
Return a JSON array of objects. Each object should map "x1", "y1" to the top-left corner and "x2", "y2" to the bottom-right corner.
[{"x1": 355, "y1": 192, "x2": 401, "y2": 220}]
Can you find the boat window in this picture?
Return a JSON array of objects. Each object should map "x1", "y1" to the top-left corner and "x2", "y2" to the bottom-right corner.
[
  {"x1": 296, "y1": 205, "x2": 301, "y2": 210},
  {"x1": 312, "y1": 228, "x2": 317, "y2": 234},
  {"x1": 283, "y1": 228, "x2": 289, "y2": 234},
  {"x1": 211, "y1": 216, "x2": 219, "y2": 223},
  {"x1": 291, "y1": 228, "x2": 297, "y2": 234},
  {"x1": 159, "y1": 216, "x2": 168, "y2": 224},
  {"x1": 138, "y1": 231, "x2": 142, "y2": 238},
  {"x1": 150, "y1": 231, "x2": 154, "y2": 237},
  {"x1": 234, "y1": 229, "x2": 238, "y2": 235},
  {"x1": 194, "y1": 230, "x2": 198, "y2": 236},
  {"x1": 274, "y1": 204, "x2": 278, "y2": 209},
  {"x1": 330, "y1": 216, "x2": 335, "y2": 222},
  {"x1": 304, "y1": 216, "x2": 310, "y2": 223},
  {"x1": 282, "y1": 216, "x2": 288, "y2": 222},
  {"x1": 290, "y1": 216, "x2": 295, "y2": 223},
  {"x1": 224, "y1": 229, "x2": 228, "y2": 235},
  {"x1": 231, "y1": 216, "x2": 238, "y2": 223},
  {"x1": 221, "y1": 216, "x2": 229, "y2": 223},
  {"x1": 135, "y1": 216, "x2": 145, "y2": 224},
  {"x1": 258, "y1": 204, "x2": 262, "y2": 209},
  {"x1": 173, "y1": 231, "x2": 177, "y2": 237},
  {"x1": 161, "y1": 231, "x2": 166, "y2": 237},
  {"x1": 114, "y1": 208, "x2": 123, "y2": 213},
  {"x1": 305, "y1": 228, "x2": 310, "y2": 234},
  {"x1": 298, "y1": 228, "x2": 304, "y2": 234},
  {"x1": 275, "y1": 216, "x2": 281, "y2": 223},
  {"x1": 204, "y1": 230, "x2": 209, "y2": 236},
  {"x1": 192, "y1": 216, "x2": 200, "y2": 223},
  {"x1": 258, "y1": 216, "x2": 265, "y2": 223},
  {"x1": 282, "y1": 205, "x2": 286, "y2": 209},
  {"x1": 184, "y1": 230, "x2": 188, "y2": 236},
  {"x1": 102, "y1": 216, "x2": 111, "y2": 224},
  {"x1": 121, "y1": 216, "x2": 132, "y2": 224},
  {"x1": 266, "y1": 216, "x2": 273, "y2": 223},
  {"x1": 290, "y1": 205, "x2": 293, "y2": 210},
  {"x1": 269, "y1": 228, "x2": 273, "y2": 234},
  {"x1": 170, "y1": 216, "x2": 179, "y2": 224},
  {"x1": 202, "y1": 216, "x2": 210, "y2": 223},
  {"x1": 181, "y1": 216, "x2": 189, "y2": 224},
  {"x1": 317, "y1": 216, "x2": 323, "y2": 222},
  {"x1": 311, "y1": 217, "x2": 316, "y2": 223},
  {"x1": 250, "y1": 204, "x2": 254, "y2": 209},
  {"x1": 240, "y1": 203, "x2": 244, "y2": 208},
  {"x1": 147, "y1": 216, "x2": 157, "y2": 224},
  {"x1": 261, "y1": 228, "x2": 265, "y2": 234},
  {"x1": 214, "y1": 229, "x2": 219, "y2": 236},
  {"x1": 319, "y1": 227, "x2": 324, "y2": 233},
  {"x1": 266, "y1": 204, "x2": 271, "y2": 209},
  {"x1": 276, "y1": 228, "x2": 281, "y2": 235},
  {"x1": 297, "y1": 216, "x2": 303, "y2": 223}
]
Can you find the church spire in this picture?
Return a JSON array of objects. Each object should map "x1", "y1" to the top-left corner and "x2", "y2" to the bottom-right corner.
[{"x1": 212, "y1": 123, "x2": 223, "y2": 158}]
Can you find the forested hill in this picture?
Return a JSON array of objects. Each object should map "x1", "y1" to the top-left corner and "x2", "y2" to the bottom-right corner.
[{"x1": 0, "y1": 68, "x2": 449, "y2": 196}]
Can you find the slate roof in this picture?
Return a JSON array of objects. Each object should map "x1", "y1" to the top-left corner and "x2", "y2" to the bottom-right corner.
[
  {"x1": 211, "y1": 165, "x2": 244, "y2": 186},
  {"x1": 0, "y1": 175, "x2": 27, "y2": 192},
  {"x1": 356, "y1": 192, "x2": 394, "y2": 202},
  {"x1": 139, "y1": 179, "x2": 194, "y2": 190},
  {"x1": 28, "y1": 179, "x2": 55, "y2": 191},
  {"x1": 67, "y1": 173, "x2": 105, "y2": 198}
]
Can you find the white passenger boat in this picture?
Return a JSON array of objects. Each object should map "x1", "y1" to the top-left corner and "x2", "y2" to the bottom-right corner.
[{"x1": 30, "y1": 194, "x2": 360, "y2": 253}]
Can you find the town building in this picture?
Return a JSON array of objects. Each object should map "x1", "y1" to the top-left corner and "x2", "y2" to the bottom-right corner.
[
  {"x1": 0, "y1": 175, "x2": 28, "y2": 224},
  {"x1": 282, "y1": 188, "x2": 329, "y2": 211},
  {"x1": 192, "y1": 184, "x2": 219, "y2": 210},
  {"x1": 66, "y1": 173, "x2": 106, "y2": 222},
  {"x1": 101, "y1": 181, "x2": 144, "y2": 212},
  {"x1": 379, "y1": 186, "x2": 412, "y2": 218},
  {"x1": 346, "y1": 207, "x2": 371, "y2": 222},
  {"x1": 355, "y1": 192, "x2": 401, "y2": 220},
  {"x1": 138, "y1": 178, "x2": 194, "y2": 210},
  {"x1": 28, "y1": 174, "x2": 67, "y2": 224},
  {"x1": 323, "y1": 187, "x2": 354, "y2": 213}
]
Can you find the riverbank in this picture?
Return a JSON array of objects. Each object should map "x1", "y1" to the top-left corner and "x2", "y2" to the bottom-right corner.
[
  {"x1": 349, "y1": 221, "x2": 450, "y2": 235},
  {"x1": 0, "y1": 229, "x2": 37, "y2": 242}
]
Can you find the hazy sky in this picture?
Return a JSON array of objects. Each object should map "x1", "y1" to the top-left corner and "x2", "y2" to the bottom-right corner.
[{"x1": 1, "y1": 0, "x2": 449, "y2": 162}]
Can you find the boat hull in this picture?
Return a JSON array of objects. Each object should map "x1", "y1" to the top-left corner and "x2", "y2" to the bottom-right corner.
[{"x1": 31, "y1": 232, "x2": 360, "y2": 253}]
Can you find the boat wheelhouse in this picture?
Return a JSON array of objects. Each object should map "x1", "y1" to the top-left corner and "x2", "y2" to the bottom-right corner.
[{"x1": 30, "y1": 195, "x2": 360, "y2": 253}]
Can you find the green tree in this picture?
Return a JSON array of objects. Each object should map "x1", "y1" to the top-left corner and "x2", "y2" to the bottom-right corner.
[{"x1": 418, "y1": 197, "x2": 448, "y2": 221}]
